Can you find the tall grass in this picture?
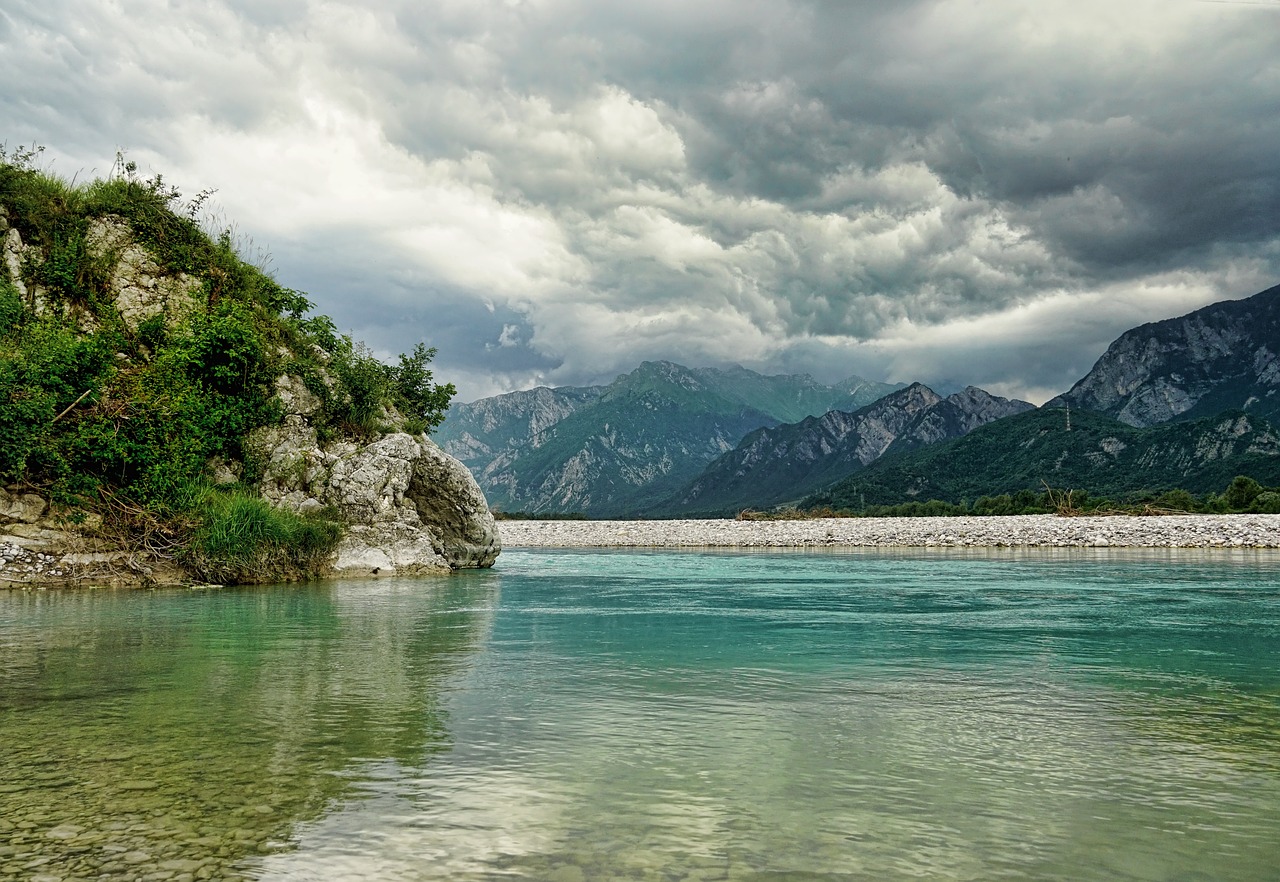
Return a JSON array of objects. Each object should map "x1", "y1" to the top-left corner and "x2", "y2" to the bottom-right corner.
[{"x1": 186, "y1": 492, "x2": 341, "y2": 583}]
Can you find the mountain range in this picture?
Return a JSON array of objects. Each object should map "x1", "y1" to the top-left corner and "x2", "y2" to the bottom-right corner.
[
  {"x1": 649, "y1": 384, "x2": 1033, "y2": 516},
  {"x1": 435, "y1": 362, "x2": 902, "y2": 516},
  {"x1": 1048, "y1": 283, "x2": 1280, "y2": 426},
  {"x1": 439, "y1": 283, "x2": 1280, "y2": 516}
]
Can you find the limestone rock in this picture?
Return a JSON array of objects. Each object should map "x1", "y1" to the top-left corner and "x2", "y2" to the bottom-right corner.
[
  {"x1": 3, "y1": 227, "x2": 29, "y2": 303},
  {"x1": 0, "y1": 210, "x2": 44, "y2": 314},
  {"x1": 0, "y1": 488, "x2": 48, "y2": 524},
  {"x1": 273, "y1": 374, "x2": 321, "y2": 417},
  {"x1": 251, "y1": 415, "x2": 501, "y2": 576},
  {"x1": 85, "y1": 216, "x2": 203, "y2": 332},
  {"x1": 406, "y1": 438, "x2": 502, "y2": 568},
  {"x1": 1, "y1": 487, "x2": 189, "y2": 588}
]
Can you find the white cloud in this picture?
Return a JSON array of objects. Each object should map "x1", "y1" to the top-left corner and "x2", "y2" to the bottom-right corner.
[{"x1": 2, "y1": 0, "x2": 1277, "y2": 401}]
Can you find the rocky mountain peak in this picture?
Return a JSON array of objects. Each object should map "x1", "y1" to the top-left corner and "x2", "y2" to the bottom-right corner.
[{"x1": 1048, "y1": 284, "x2": 1280, "y2": 427}]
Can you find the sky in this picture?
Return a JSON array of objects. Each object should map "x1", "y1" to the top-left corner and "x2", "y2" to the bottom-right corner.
[{"x1": 2, "y1": 0, "x2": 1278, "y2": 403}]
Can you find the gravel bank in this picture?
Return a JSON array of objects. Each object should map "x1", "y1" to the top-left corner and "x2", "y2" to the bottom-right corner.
[{"x1": 498, "y1": 514, "x2": 1280, "y2": 549}]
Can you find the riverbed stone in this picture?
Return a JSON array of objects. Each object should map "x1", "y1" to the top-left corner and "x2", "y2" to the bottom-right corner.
[{"x1": 497, "y1": 513, "x2": 1280, "y2": 550}]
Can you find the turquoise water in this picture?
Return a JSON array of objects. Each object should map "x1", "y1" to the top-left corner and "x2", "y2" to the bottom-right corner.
[{"x1": 2, "y1": 549, "x2": 1279, "y2": 881}]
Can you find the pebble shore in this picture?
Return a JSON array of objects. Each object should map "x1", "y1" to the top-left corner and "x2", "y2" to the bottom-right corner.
[{"x1": 498, "y1": 513, "x2": 1280, "y2": 549}]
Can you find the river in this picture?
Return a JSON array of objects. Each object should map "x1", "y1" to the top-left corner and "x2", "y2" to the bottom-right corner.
[{"x1": 2, "y1": 549, "x2": 1278, "y2": 881}]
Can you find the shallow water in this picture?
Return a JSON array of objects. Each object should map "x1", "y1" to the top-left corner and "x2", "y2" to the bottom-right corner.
[{"x1": 2, "y1": 549, "x2": 1279, "y2": 881}]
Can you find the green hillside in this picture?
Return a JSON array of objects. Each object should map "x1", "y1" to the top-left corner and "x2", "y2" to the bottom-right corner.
[
  {"x1": 647, "y1": 384, "x2": 1033, "y2": 518},
  {"x1": 806, "y1": 407, "x2": 1280, "y2": 511}
]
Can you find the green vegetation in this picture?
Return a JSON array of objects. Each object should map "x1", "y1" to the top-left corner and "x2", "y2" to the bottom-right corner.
[
  {"x1": 738, "y1": 476, "x2": 1280, "y2": 520},
  {"x1": 835, "y1": 478, "x2": 1280, "y2": 517},
  {"x1": 0, "y1": 145, "x2": 455, "y2": 580},
  {"x1": 186, "y1": 491, "x2": 343, "y2": 583},
  {"x1": 491, "y1": 510, "x2": 589, "y2": 520},
  {"x1": 801, "y1": 407, "x2": 1280, "y2": 517}
]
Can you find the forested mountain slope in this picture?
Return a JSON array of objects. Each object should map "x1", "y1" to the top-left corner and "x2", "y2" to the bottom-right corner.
[
  {"x1": 806, "y1": 408, "x2": 1280, "y2": 511},
  {"x1": 462, "y1": 361, "x2": 901, "y2": 515}
]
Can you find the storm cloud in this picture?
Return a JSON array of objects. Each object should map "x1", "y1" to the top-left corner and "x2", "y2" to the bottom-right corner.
[{"x1": 3, "y1": 0, "x2": 1277, "y2": 400}]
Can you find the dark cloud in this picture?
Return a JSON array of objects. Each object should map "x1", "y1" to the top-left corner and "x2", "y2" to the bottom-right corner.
[{"x1": 2, "y1": 0, "x2": 1278, "y2": 401}]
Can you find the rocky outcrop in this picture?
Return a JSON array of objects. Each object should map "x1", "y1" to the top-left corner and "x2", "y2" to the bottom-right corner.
[
  {"x1": 1048, "y1": 284, "x2": 1280, "y2": 426},
  {"x1": 85, "y1": 216, "x2": 203, "y2": 331},
  {"x1": 1, "y1": 188, "x2": 499, "y2": 589},
  {"x1": 250, "y1": 380, "x2": 500, "y2": 577},
  {"x1": 1, "y1": 487, "x2": 191, "y2": 588},
  {"x1": 1, "y1": 210, "x2": 29, "y2": 303},
  {"x1": 1, "y1": 210, "x2": 203, "y2": 330},
  {"x1": 1, "y1": 413, "x2": 500, "y2": 587}
]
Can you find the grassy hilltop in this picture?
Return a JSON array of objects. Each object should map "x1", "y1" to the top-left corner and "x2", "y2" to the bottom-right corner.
[{"x1": 0, "y1": 145, "x2": 455, "y2": 580}]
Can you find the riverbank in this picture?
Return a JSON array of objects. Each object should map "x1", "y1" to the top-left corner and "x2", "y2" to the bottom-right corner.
[{"x1": 498, "y1": 514, "x2": 1280, "y2": 549}]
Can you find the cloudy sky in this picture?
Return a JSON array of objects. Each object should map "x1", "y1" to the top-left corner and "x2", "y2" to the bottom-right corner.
[{"x1": 3, "y1": 0, "x2": 1278, "y2": 402}]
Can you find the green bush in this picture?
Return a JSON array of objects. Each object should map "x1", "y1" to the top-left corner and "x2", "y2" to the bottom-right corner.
[
  {"x1": 0, "y1": 273, "x2": 21, "y2": 334},
  {"x1": 1251, "y1": 491, "x2": 1280, "y2": 514},
  {"x1": 392, "y1": 343, "x2": 456, "y2": 433},
  {"x1": 1153, "y1": 488, "x2": 1199, "y2": 512},
  {"x1": 328, "y1": 338, "x2": 392, "y2": 435},
  {"x1": 0, "y1": 317, "x2": 117, "y2": 485}
]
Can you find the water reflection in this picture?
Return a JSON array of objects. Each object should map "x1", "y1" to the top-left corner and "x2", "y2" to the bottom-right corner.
[
  {"x1": 255, "y1": 550, "x2": 1280, "y2": 882},
  {"x1": 3, "y1": 550, "x2": 1280, "y2": 882},
  {"x1": 0, "y1": 575, "x2": 498, "y2": 881}
]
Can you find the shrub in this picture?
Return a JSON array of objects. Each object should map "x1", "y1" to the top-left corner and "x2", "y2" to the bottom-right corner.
[
  {"x1": 0, "y1": 317, "x2": 117, "y2": 485},
  {"x1": 1251, "y1": 491, "x2": 1280, "y2": 514},
  {"x1": 392, "y1": 343, "x2": 456, "y2": 433},
  {"x1": 328, "y1": 337, "x2": 393, "y2": 435},
  {"x1": 1154, "y1": 488, "x2": 1199, "y2": 512}
]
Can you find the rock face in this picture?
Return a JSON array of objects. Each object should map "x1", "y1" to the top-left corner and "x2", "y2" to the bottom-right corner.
[
  {"x1": 251, "y1": 386, "x2": 500, "y2": 576},
  {"x1": 1048, "y1": 284, "x2": 1280, "y2": 427},
  {"x1": 1, "y1": 487, "x2": 191, "y2": 588},
  {"x1": 0, "y1": 210, "x2": 203, "y2": 330},
  {"x1": 85, "y1": 216, "x2": 203, "y2": 331},
  {"x1": 1, "y1": 211, "x2": 29, "y2": 302},
  {"x1": 653, "y1": 384, "x2": 1034, "y2": 515}
]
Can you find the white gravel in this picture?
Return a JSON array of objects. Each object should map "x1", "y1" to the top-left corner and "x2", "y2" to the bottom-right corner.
[{"x1": 497, "y1": 514, "x2": 1280, "y2": 549}]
